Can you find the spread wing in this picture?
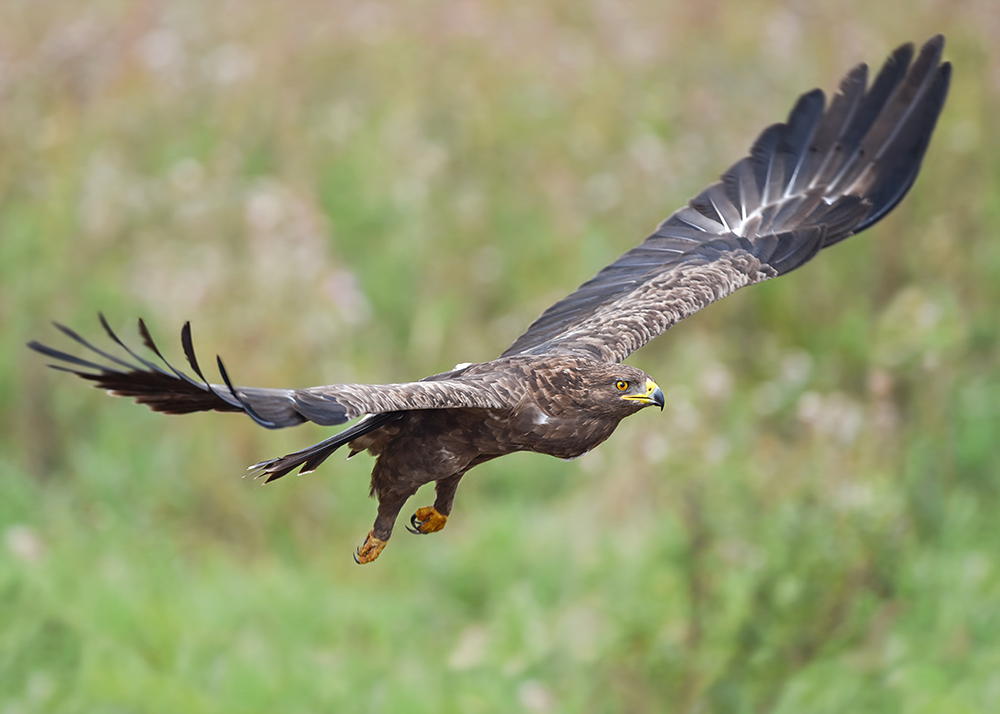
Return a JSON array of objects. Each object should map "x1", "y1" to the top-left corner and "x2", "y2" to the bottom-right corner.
[
  {"x1": 502, "y1": 35, "x2": 951, "y2": 364},
  {"x1": 28, "y1": 315, "x2": 508, "y2": 430}
]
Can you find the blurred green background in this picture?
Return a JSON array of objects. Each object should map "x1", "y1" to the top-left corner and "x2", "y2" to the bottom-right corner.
[{"x1": 2, "y1": 0, "x2": 998, "y2": 712}]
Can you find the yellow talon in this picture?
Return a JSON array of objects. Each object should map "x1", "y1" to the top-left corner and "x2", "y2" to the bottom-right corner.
[
  {"x1": 354, "y1": 530, "x2": 387, "y2": 564},
  {"x1": 408, "y1": 506, "x2": 448, "y2": 534}
]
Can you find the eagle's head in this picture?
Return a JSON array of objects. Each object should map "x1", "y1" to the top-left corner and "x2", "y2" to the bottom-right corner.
[
  {"x1": 554, "y1": 361, "x2": 664, "y2": 419},
  {"x1": 605, "y1": 364, "x2": 665, "y2": 415}
]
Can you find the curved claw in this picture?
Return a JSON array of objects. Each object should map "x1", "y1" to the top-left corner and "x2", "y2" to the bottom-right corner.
[
  {"x1": 354, "y1": 530, "x2": 387, "y2": 564},
  {"x1": 407, "y1": 506, "x2": 448, "y2": 535},
  {"x1": 405, "y1": 512, "x2": 422, "y2": 535}
]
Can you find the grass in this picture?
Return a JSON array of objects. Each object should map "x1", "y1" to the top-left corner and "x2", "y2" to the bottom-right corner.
[{"x1": 2, "y1": 1, "x2": 999, "y2": 712}]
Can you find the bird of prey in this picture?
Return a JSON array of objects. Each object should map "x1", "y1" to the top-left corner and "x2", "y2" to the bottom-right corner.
[{"x1": 30, "y1": 36, "x2": 950, "y2": 563}]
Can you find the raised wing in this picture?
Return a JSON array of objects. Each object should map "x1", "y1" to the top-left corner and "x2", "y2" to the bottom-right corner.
[
  {"x1": 28, "y1": 316, "x2": 509, "y2": 430},
  {"x1": 502, "y1": 36, "x2": 950, "y2": 363}
]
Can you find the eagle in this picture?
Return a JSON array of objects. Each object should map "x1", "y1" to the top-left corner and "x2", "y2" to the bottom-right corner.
[{"x1": 29, "y1": 36, "x2": 950, "y2": 563}]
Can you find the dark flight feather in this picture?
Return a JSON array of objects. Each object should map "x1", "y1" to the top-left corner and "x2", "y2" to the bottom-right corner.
[{"x1": 502, "y1": 35, "x2": 949, "y2": 361}]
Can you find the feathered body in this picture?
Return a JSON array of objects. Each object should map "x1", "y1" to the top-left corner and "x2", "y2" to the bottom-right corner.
[{"x1": 29, "y1": 37, "x2": 951, "y2": 562}]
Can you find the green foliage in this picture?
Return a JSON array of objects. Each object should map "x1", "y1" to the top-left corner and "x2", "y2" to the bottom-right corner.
[{"x1": 3, "y1": 2, "x2": 998, "y2": 712}]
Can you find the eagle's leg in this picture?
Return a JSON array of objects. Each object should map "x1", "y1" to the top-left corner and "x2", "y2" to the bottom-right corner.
[
  {"x1": 354, "y1": 485, "x2": 419, "y2": 564},
  {"x1": 406, "y1": 473, "x2": 462, "y2": 535}
]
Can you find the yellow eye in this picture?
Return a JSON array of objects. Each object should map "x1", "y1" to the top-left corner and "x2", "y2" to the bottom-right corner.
[{"x1": 615, "y1": 380, "x2": 629, "y2": 391}]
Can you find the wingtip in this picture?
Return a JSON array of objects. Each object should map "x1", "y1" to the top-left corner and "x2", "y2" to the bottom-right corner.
[
  {"x1": 939, "y1": 60, "x2": 953, "y2": 85},
  {"x1": 924, "y1": 33, "x2": 946, "y2": 50},
  {"x1": 914, "y1": 33, "x2": 946, "y2": 69}
]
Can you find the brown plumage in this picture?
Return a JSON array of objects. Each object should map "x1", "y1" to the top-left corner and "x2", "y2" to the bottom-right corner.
[{"x1": 29, "y1": 36, "x2": 950, "y2": 563}]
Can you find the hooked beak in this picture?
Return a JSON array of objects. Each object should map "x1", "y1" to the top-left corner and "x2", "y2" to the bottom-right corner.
[{"x1": 622, "y1": 380, "x2": 665, "y2": 410}]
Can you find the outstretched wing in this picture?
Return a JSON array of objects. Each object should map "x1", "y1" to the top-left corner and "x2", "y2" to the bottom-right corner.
[
  {"x1": 502, "y1": 36, "x2": 950, "y2": 363},
  {"x1": 28, "y1": 315, "x2": 508, "y2": 430}
]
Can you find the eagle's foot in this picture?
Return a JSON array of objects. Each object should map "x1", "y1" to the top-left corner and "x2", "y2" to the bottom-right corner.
[
  {"x1": 405, "y1": 506, "x2": 448, "y2": 535},
  {"x1": 353, "y1": 530, "x2": 387, "y2": 564}
]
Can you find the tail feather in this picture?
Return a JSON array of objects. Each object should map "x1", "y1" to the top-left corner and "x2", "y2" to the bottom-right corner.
[{"x1": 248, "y1": 413, "x2": 398, "y2": 483}]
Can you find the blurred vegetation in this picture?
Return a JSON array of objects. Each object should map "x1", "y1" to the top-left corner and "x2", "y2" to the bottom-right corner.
[{"x1": 2, "y1": 0, "x2": 998, "y2": 712}]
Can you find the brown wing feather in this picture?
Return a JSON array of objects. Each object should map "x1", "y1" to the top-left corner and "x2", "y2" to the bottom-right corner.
[
  {"x1": 28, "y1": 317, "x2": 509, "y2": 429},
  {"x1": 502, "y1": 36, "x2": 950, "y2": 363}
]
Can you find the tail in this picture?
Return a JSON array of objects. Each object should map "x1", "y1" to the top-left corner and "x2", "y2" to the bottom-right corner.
[{"x1": 247, "y1": 412, "x2": 398, "y2": 483}]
